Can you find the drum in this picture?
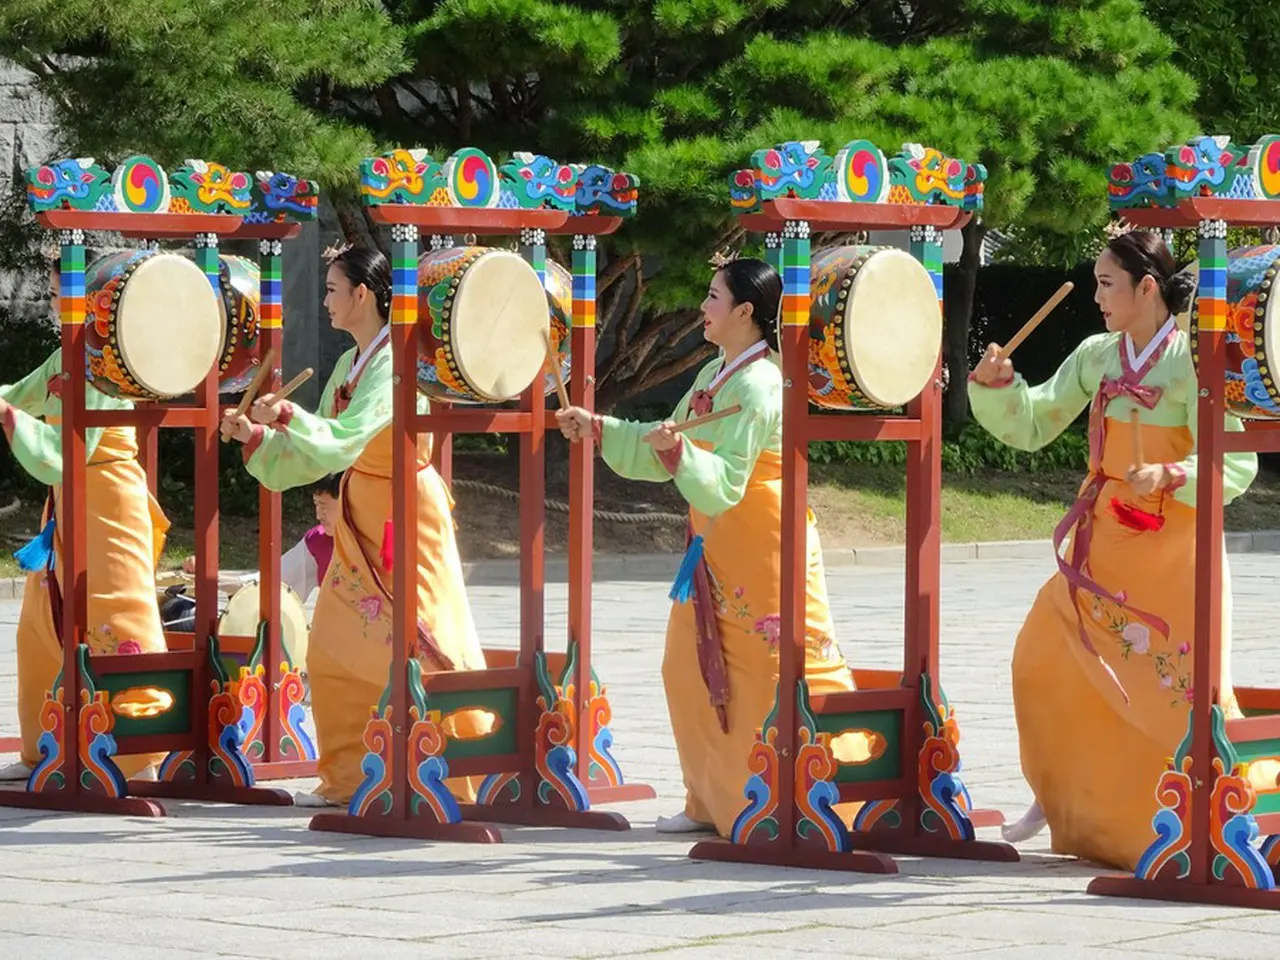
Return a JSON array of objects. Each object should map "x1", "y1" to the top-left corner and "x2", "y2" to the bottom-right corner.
[
  {"x1": 214, "y1": 255, "x2": 263, "y2": 395},
  {"x1": 416, "y1": 246, "x2": 555, "y2": 403},
  {"x1": 84, "y1": 250, "x2": 224, "y2": 400},
  {"x1": 218, "y1": 582, "x2": 310, "y2": 673},
  {"x1": 158, "y1": 585, "x2": 196, "y2": 634},
  {"x1": 543, "y1": 258, "x2": 572, "y2": 397},
  {"x1": 808, "y1": 246, "x2": 943, "y2": 410},
  {"x1": 1187, "y1": 245, "x2": 1280, "y2": 419}
]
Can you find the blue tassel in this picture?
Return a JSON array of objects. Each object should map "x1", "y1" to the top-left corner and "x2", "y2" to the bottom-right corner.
[
  {"x1": 668, "y1": 534, "x2": 704, "y2": 604},
  {"x1": 14, "y1": 516, "x2": 55, "y2": 573}
]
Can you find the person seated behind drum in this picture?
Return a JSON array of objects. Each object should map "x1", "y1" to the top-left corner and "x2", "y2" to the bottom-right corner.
[
  {"x1": 0, "y1": 253, "x2": 171, "y2": 781},
  {"x1": 218, "y1": 244, "x2": 490, "y2": 808},
  {"x1": 556, "y1": 257, "x2": 870, "y2": 836},
  {"x1": 177, "y1": 473, "x2": 340, "y2": 603}
]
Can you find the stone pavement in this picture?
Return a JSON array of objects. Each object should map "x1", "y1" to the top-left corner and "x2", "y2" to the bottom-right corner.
[{"x1": 2, "y1": 555, "x2": 1280, "y2": 958}]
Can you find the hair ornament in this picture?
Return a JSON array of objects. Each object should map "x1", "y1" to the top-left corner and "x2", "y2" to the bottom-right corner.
[{"x1": 322, "y1": 240, "x2": 354, "y2": 263}]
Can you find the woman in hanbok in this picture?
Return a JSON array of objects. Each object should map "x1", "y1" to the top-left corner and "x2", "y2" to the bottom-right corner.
[
  {"x1": 0, "y1": 259, "x2": 169, "y2": 781},
  {"x1": 220, "y1": 245, "x2": 488, "y2": 808},
  {"x1": 969, "y1": 230, "x2": 1256, "y2": 869},
  {"x1": 556, "y1": 258, "x2": 866, "y2": 837}
]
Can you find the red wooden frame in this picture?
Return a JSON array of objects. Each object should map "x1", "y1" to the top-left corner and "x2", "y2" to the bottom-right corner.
[
  {"x1": 0, "y1": 211, "x2": 293, "y2": 814},
  {"x1": 689, "y1": 198, "x2": 1015, "y2": 872},
  {"x1": 1088, "y1": 200, "x2": 1280, "y2": 908},
  {"x1": 309, "y1": 204, "x2": 653, "y2": 842},
  {"x1": 134, "y1": 220, "x2": 317, "y2": 782}
]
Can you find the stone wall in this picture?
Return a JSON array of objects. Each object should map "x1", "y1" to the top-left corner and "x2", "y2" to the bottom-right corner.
[
  {"x1": 0, "y1": 57, "x2": 345, "y2": 408},
  {"x1": 0, "y1": 60, "x2": 61, "y2": 324}
]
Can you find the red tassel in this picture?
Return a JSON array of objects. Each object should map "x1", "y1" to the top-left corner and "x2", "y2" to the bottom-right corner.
[
  {"x1": 380, "y1": 518, "x2": 394, "y2": 572},
  {"x1": 1109, "y1": 497, "x2": 1165, "y2": 532}
]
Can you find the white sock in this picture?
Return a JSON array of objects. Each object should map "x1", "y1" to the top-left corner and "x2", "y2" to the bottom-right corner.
[
  {"x1": 0, "y1": 760, "x2": 33, "y2": 782},
  {"x1": 293, "y1": 790, "x2": 339, "y2": 808},
  {"x1": 1001, "y1": 801, "x2": 1048, "y2": 843},
  {"x1": 655, "y1": 811, "x2": 715, "y2": 834}
]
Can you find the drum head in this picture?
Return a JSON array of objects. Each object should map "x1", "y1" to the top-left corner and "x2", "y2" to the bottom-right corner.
[
  {"x1": 451, "y1": 251, "x2": 550, "y2": 402},
  {"x1": 217, "y1": 582, "x2": 310, "y2": 672},
  {"x1": 117, "y1": 253, "x2": 223, "y2": 397},
  {"x1": 844, "y1": 249, "x2": 942, "y2": 407}
]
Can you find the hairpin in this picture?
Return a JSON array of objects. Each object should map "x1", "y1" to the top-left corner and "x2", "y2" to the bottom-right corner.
[
  {"x1": 322, "y1": 240, "x2": 353, "y2": 263},
  {"x1": 708, "y1": 250, "x2": 738, "y2": 268},
  {"x1": 1104, "y1": 218, "x2": 1136, "y2": 239}
]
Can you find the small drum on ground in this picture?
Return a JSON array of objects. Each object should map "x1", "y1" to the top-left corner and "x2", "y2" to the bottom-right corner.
[
  {"x1": 214, "y1": 255, "x2": 263, "y2": 395},
  {"x1": 84, "y1": 250, "x2": 224, "y2": 400},
  {"x1": 416, "y1": 246, "x2": 555, "y2": 404},
  {"x1": 808, "y1": 246, "x2": 943, "y2": 410},
  {"x1": 158, "y1": 585, "x2": 196, "y2": 634},
  {"x1": 1186, "y1": 246, "x2": 1280, "y2": 420},
  {"x1": 219, "y1": 582, "x2": 310, "y2": 673}
]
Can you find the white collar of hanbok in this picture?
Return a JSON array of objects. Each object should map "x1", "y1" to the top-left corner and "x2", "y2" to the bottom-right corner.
[
  {"x1": 708, "y1": 339, "x2": 770, "y2": 393},
  {"x1": 346, "y1": 323, "x2": 391, "y2": 386},
  {"x1": 1125, "y1": 316, "x2": 1177, "y2": 373}
]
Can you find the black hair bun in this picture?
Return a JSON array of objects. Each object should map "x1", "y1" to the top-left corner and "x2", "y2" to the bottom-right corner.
[{"x1": 1164, "y1": 270, "x2": 1198, "y2": 314}]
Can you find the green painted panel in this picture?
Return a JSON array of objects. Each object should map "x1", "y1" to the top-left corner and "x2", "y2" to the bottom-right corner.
[
  {"x1": 815, "y1": 709, "x2": 902, "y2": 783},
  {"x1": 98, "y1": 670, "x2": 193, "y2": 737},
  {"x1": 1233, "y1": 735, "x2": 1280, "y2": 816},
  {"x1": 1254, "y1": 791, "x2": 1280, "y2": 817},
  {"x1": 1240, "y1": 706, "x2": 1280, "y2": 718},
  {"x1": 432, "y1": 688, "x2": 519, "y2": 760},
  {"x1": 1234, "y1": 738, "x2": 1280, "y2": 766}
]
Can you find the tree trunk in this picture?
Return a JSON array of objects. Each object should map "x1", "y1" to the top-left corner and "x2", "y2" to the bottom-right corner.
[{"x1": 943, "y1": 218, "x2": 987, "y2": 437}]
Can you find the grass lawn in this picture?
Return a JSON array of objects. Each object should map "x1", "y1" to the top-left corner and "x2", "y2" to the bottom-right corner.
[{"x1": 3, "y1": 459, "x2": 1278, "y2": 579}]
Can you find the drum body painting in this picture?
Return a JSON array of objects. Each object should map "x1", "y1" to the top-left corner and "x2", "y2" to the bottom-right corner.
[
  {"x1": 415, "y1": 246, "x2": 559, "y2": 404},
  {"x1": 83, "y1": 250, "x2": 223, "y2": 400},
  {"x1": 1187, "y1": 245, "x2": 1280, "y2": 420},
  {"x1": 215, "y1": 254, "x2": 263, "y2": 395},
  {"x1": 808, "y1": 245, "x2": 943, "y2": 410},
  {"x1": 543, "y1": 257, "x2": 572, "y2": 397}
]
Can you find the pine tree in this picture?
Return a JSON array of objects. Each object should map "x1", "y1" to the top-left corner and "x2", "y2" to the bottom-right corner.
[
  {"x1": 0, "y1": 0, "x2": 404, "y2": 184},
  {"x1": 1146, "y1": 3, "x2": 1280, "y2": 143},
  {"x1": 374, "y1": 1, "x2": 1198, "y2": 415},
  {"x1": 4, "y1": 0, "x2": 1197, "y2": 422}
]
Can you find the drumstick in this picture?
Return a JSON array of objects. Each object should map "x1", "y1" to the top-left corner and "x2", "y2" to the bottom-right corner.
[
  {"x1": 233, "y1": 347, "x2": 278, "y2": 418},
  {"x1": 671, "y1": 404, "x2": 742, "y2": 434},
  {"x1": 999, "y1": 282, "x2": 1075, "y2": 361},
  {"x1": 275, "y1": 367, "x2": 314, "y2": 402},
  {"x1": 544, "y1": 331, "x2": 570, "y2": 410},
  {"x1": 220, "y1": 348, "x2": 277, "y2": 444},
  {"x1": 1130, "y1": 409, "x2": 1144, "y2": 467}
]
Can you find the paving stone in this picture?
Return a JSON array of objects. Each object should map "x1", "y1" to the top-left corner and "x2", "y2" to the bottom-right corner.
[{"x1": 0, "y1": 553, "x2": 1278, "y2": 951}]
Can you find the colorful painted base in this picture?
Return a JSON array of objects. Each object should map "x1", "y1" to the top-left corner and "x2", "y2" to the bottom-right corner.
[
  {"x1": 131, "y1": 637, "x2": 296, "y2": 807},
  {"x1": 1088, "y1": 874, "x2": 1280, "y2": 909},
  {"x1": 715, "y1": 672, "x2": 1016, "y2": 871},
  {"x1": 308, "y1": 812, "x2": 503, "y2": 843},
  {"x1": 457, "y1": 803, "x2": 629, "y2": 831},
  {"x1": 468, "y1": 651, "x2": 633, "y2": 831},
  {"x1": 0, "y1": 783, "x2": 165, "y2": 817},
  {"x1": 689, "y1": 838, "x2": 898, "y2": 874},
  {"x1": 0, "y1": 647, "x2": 167, "y2": 816},
  {"x1": 238, "y1": 618, "x2": 318, "y2": 769},
  {"x1": 1120, "y1": 705, "x2": 1275, "y2": 897}
]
